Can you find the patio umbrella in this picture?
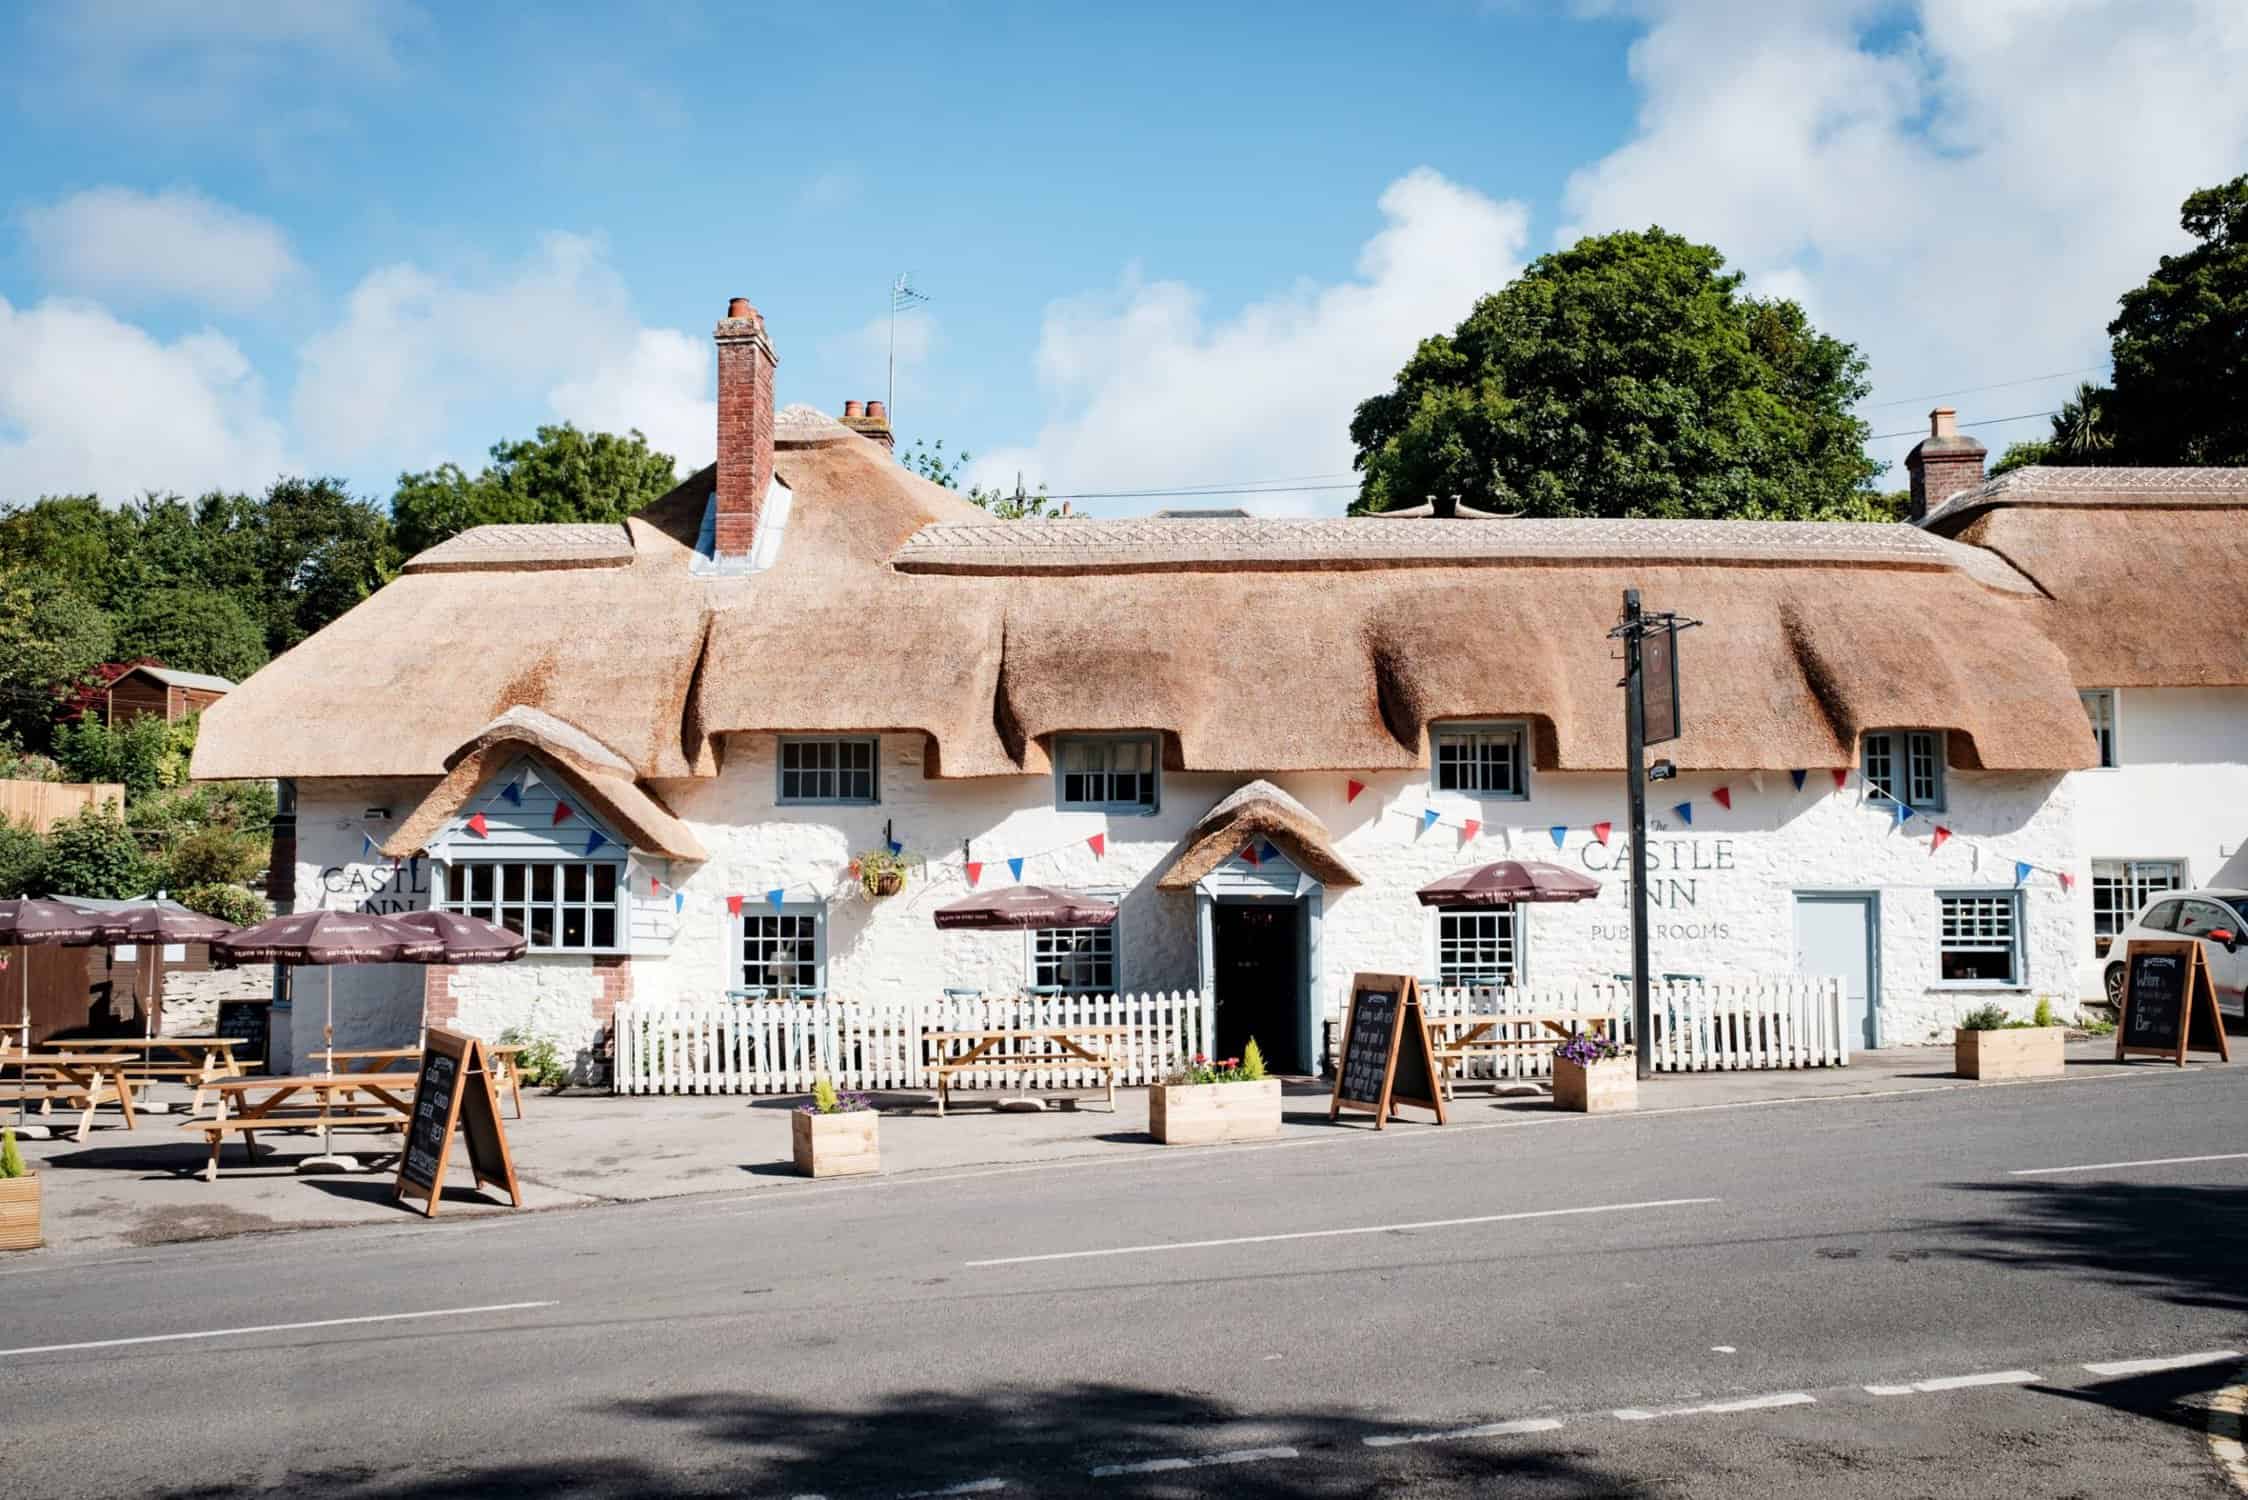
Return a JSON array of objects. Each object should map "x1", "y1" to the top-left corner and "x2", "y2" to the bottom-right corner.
[
  {"x1": 1415, "y1": 860, "x2": 1602, "y2": 908},
  {"x1": 932, "y1": 886, "x2": 1120, "y2": 930},
  {"x1": 58, "y1": 897, "x2": 238, "y2": 1041},
  {"x1": 0, "y1": 897, "x2": 110, "y2": 1052},
  {"x1": 392, "y1": 909, "x2": 528, "y2": 964}
]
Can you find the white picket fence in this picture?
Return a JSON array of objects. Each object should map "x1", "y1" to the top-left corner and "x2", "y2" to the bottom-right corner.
[
  {"x1": 612, "y1": 991, "x2": 1215, "y2": 1095},
  {"x1": 1398, "y1": 977, "x2": 1850, "y2": 1077}
]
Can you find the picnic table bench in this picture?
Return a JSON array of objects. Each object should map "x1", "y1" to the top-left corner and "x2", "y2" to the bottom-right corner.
[
  {"x1": 921, "y1": 1025, "x2": 1130, "y2": 1117},
  {"x1": 1423, "y1": 1012, "x2": 1613, "y2": 1099},
  {"x1": 1, "y1": 1051, "x2": 140, "y2": 1141},
  {"x1": 309, "y1": 1044, "x2": 528, "y2": 1118},
  {"x1": 180, "y1": 1072, "x2": 420, "y2": 1181},
  {"x1": 38, "y1": 1037, "x2": 248, "y2": 1111}
]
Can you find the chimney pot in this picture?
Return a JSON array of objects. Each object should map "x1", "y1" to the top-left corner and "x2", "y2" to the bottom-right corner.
[
  {"x1": 866, "y1": 400, "x2": 886, "y2": 422},
  {"x1": 726, "y1": 296, "x2": 752, "y2": 320},
  {"x1": 1930, "y1": 407, "x2": 1958, "y2": 438},
  {"x1": 843, "y1": 399, "x2": 864, "y2": 419}
]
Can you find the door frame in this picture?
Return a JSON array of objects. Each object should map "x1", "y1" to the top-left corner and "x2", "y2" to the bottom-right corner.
[
  {"x1": 1792, "y1": 889, "x2": 1882, "y2": 1050},
  {"x1": 1196, "y1": 882, "x2": 1323, "y2": 1076}
]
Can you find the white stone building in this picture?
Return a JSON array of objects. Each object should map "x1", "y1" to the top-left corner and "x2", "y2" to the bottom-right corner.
[{"x1": 191, "y1": 299, "x2": 2248, "y2": 1076}]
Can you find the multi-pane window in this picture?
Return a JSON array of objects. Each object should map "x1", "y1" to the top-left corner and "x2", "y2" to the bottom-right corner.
[
  {"x1": 2079, "y1": 690, "x2": 2117, "y2": 768},
  {"x1": 442, "y1": 860, "x2": 621, "y2": 951},
  {"x1": 1863, "y1": 730, "x2": 1945, "y2": 812},
  {"x1": 2091, "y1": 858, "x2": 2182, "y2": 953},
  {"x1": 1055, "y1": 735, "x2": 1159, "y2": 813},
  {"x1": 1032, "y1": 926, "x2": 1116, "y2": 993},
  {"x1": 1436, "y1": 906, "x2": 1520, "y2": 987},
  {"x1": 1433, "y1": 723, "x2": 1528, "y2": 798},
  {"x1": 778, "y1": 737, "x2": 878, "y2": 804},
  {"x1": 740, "y1": 907, "x2": 824, "y2": 995},
  {"x1": 1938, "y1": 892, "x2": 2022, "y2": 985}
]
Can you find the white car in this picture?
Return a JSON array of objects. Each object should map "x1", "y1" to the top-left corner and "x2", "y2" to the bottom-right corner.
[{"x1": 2102, "y1": 887, "x2": 2248, "y2": 1018}]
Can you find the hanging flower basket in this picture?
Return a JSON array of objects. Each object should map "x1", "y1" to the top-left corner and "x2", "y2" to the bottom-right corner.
[{"x1": 851, "y1": 850, "x2": 909, "y2": 899}]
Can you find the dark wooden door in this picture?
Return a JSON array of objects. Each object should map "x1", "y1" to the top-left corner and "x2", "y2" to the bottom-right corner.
[{"x1": 1213, "y1": 902, "x2": 1301, "y2": 1069}]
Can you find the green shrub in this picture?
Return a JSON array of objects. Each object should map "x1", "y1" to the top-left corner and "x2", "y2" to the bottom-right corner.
[
  {"x1": 0, "y1": 815, "x2": 44, "y2": 899},
  {"x1": 52, "y1": 714, "x2": 180, "y2": 800},
  {"x1": 2032, "y1": 997, "x2": 2055, "y2": 1029},
  {"x1": 0, "y1": 1129, "x2": 23, "y2": 1179},
  {"x1": 178, "y1": 883, "x2": 270, "y2": 927},
  {"x1": 1958, "y1": 1003, "x2": 2012, "y2": 1032},
  {"x1": 38, "y1": 803, "x2": 151, "y2": 899},
  {"x1": 498, "y1": 1027, "x2": 569, "y2": 1088},
  {"x1": 168, "y1": 826, "x2": 265, "y2": 888},
  {"x1": 2078, "y1": 1015, "x2": 2117, "y2": 1037},
  {"x1": 812, "y1": 1075, "x2": 839, "y2": 1114},
  {"x1": 1240, "y1": 1039, "x2": 1267, "y2": 1081}
]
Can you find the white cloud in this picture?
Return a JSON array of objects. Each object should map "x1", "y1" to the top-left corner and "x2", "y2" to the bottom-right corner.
[
  {"x1": 973, "y1": 168, "x2": 1530, "y2": 514},
  {"x1": 0, "y1": 295, "x2": 290, "y2": 500},
  {"x1": 818, "y1": 309, "x2": 938, "y2": 412},
  {"x1": 20, "y1": 186, "x2": 301, "y2": 313},
  {"x1": 1560, "y1": 0, "x2": 2248, "y2": 475}
]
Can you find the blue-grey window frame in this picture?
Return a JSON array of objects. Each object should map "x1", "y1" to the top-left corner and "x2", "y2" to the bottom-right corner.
[
  {"x1": 1862, "y1": 729, "x2": 1946, "y2": 814},
  {"x1": 1431, "y1": 720, "x2": 1531, "y2": 800},
  {"x1": 1933, "y1": 888, "x2": 2025, "y2": 990},
  {"x1": 733, "y1": 901, "x2": 829, "y2": 997},
  {"x1": 1052, "y1": 733, "x2": 1161, "y2": 815},
  {"x1": 776, "y1": 735, "x2": 881, "y2": 806}
]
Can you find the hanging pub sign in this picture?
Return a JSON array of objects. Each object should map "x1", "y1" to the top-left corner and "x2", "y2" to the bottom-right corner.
[
  {"x1": 1640, "y1": 614, "x2": 1682, "y2": 746},
  {"x1": 1330, "y1": 973, "x2": 1447, "y2": 1128},
  {"x1": 2115, "y1": 939, "x2": 2230, "y2": 1066},
  {"x1": 395, "y1": 1027, "x2": 522, "y2": 1217}
]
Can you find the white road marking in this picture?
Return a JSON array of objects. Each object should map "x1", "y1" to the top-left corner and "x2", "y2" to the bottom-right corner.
[
  {"x1": 1711, "y1": 1345, "x2": 1737, "y2": 1354},
  {"x1": 2084, "y1": 1351, "x2": 2243, "y2": 1377},
  {"x1": 1866, "y1": 1370, "x2": 2041, "y2": 1394},
  {"x1": 0, "y1": 1301, "x2": 558, "y2": 1359},
  {"x1": 1365, "y1": 1417, "x2": 1564, "y2": 1447},
  {"x1": 2010, "y1": 1152, "x2": 2248, "y2": 1177},
  {"x1": 1613, "y1": 1392, "x2": 1815, "y2": 1421},
  {"x1": 899, "y1": 1481, "x2": 1006, "y2": 1497},
  {"x1": 1089, "y1": 1446, "x2": 1298, "y2": 1477},
  {"x1": 965, "y1": 1198, "x2": 1720, "y2": 1267}
]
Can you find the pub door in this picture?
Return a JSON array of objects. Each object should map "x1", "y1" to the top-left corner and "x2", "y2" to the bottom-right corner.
[{"x1": 1212, "y1": 902, "x2": 1301, "y2": 1068}]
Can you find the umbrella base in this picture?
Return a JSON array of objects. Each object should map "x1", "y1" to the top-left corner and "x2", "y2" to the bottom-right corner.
[{"x1": 295, "y1": 1153, "x2": 364, "y2": 1174}]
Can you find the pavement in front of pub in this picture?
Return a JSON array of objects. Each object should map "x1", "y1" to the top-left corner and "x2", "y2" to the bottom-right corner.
[{"x1": 3, "y1": 1041, "x2": 2245, "y2": 1497}]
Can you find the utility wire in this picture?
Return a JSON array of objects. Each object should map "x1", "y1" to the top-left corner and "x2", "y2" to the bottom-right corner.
[
  {"x1": 1865, "y1": 410, "x2": 2058, "y2": 442},
  {"x1": 1868, "y1": 366, "x2": 2105, "y2": 409}
]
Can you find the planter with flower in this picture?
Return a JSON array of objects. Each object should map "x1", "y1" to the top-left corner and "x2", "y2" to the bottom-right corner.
[
  {"x1": 792, "y1": 1076, "x2": 879, "y2": 1177},
  {"x1": 1151, "y1": 1041, "x2": 1281, "y2": 1144},
  {"x1": 1954, "y1": 999, "x2": 2066, "y2": 1081},
  {"x1": 0, "y1": 1128, "x2": 39, "y2": 1252},
  {"x1": 850, "y1": 849, "x2": 910, "y2": 899},
  {"x1": 1552, "y1": 1033, "x2": 1636, "y2": 1113}
]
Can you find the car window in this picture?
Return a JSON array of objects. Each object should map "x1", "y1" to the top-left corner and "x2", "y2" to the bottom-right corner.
[
  {"x1": 2177, "y1": 900, "x2": 2234, "y2": 938},
  {"x1": 2140, "y1": 900, "x2": 2180, "y2": 932}
]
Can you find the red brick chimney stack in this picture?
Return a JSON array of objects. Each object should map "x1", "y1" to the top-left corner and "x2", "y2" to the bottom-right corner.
[
  {"x1": 713, "y1": 297, "x2": 778, "y2": 559},
  {"x1": 1904, "y1": 407, "x2": 1987, "y2": 523}
]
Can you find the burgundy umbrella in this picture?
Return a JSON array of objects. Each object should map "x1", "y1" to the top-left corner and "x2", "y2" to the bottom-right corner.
[
  {"x1": 1, "y1": 898, "x2": 111, "y2": 1052},
  {"x1": 933, "y1": 886, "x2": 1120, "y2": 930},
  {"x1": 58, "y1": 897, "x2": 239, "y2": 1041},
  {"x1": 1415, "y1": 860, "x2": 1602, "y2": 907},
  {"x1": 393, "y1": 910, "x2": 528, "y2": 964}
]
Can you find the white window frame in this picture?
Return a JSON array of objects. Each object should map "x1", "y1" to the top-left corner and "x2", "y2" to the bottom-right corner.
[
  {"x1": 1025, "y1": 886, "x2": 1124, "y2": 994},
  {"x1": 438, "y1": 857, "x2": 627, "y2": 954},
  {"x1": 1431, "y1": 721, "x2": 1530, "y2": 800},
  {"x1": 2091, "y1": 858, "x2": 2184, "y2": 954},
  {"x1": 1935, "y1": 889, "x2": 2025, "y2": 989},
  {"x1": 1432, "y1": 904, "x2": 1524, "y2": 987},
  {"x1": 1053, "y1": 734, "x2": 1160, "y2": 815},
  {"x1": 776, "y1": 735, "x2": 880, "y2": 805},
  {"x1": 2078, "y1": 690, "x2": 2118, "y2": 769},
  {"x1": 1863, "y1": 729, "x2": 1946, "y2": 813},
  {"x1": 733, "y1": 902, "x2": 828, "y2": 997}
]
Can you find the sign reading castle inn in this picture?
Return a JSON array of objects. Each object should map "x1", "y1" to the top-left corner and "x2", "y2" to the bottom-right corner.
[{"x1": 190, "y1": 297, "x2": 2248, "y2": 1078}]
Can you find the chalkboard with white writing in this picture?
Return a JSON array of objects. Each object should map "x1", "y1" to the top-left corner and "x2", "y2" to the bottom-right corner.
[
  {"x1": 2117, "y1": 940, "x2": 2231, "y2": 1066},
  {"x1": 213, "y1": 1000, "x2": 270, "y2": 1072},
  {"x1": 395, "y1": 1028, "x2": 522, "y2": 1216},
  {"x1": 1336, "y1": 985, "x2": 1399, "y2": 1108},
  {"x1": 1329, "y1": 973, "x2": 1447, "y2": 1128}
]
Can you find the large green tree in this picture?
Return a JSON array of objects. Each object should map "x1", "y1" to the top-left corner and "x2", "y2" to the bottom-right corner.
[
  {"x1": 115, "y1": 586, "x2": 270, "y2": 681},
  {"x1": 1350, "y1": 228, "x2": 1883, "y2": 520},
  {"x1": 391, "y1": 424, "x2": 680, "y2": 557},
  {"x1": 2096, "y1": 174, "x2": 2248, "y2": 466},
  {"x1": 0, "y1": 570, "x2": 115, "y2": 749}
]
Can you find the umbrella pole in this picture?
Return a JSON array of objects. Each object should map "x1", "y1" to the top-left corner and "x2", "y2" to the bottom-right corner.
[
  {"x1": 299, "y1": 966, "x2": 357, "y2": 1174},
  {"x1": 14, "y1": 950, "x2": 25, "y2": 1128}
]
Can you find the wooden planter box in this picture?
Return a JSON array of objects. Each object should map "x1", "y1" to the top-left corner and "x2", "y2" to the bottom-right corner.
[
  {"x1": 792, "y1": 1110, "x2": 879, "y2": 1177},
  {"x1": 1955, "y1": 1026, "x2": 2066, "y2": 1081},
  {"x1": 1553, "y1": 1056, "x2": 1636, "y2": 1113},
  {"x1": 1150, "y1": 1079, "x2": 1282, "y2": 1144},
  {"x1": 0, "y1": 1173, "x2": 41, "y2": 1252}
]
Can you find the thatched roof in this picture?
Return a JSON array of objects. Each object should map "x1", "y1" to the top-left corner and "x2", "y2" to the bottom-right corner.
[
  {"x1": 1157, "y1": 781, "x2": 1363, "y2": 890},
  {"x1": 1919, "y1": 467, "x2": 2248, "y2": 688},
  {"x1": 197, "y1": 427, "x2": 2221, "y2": 796}
]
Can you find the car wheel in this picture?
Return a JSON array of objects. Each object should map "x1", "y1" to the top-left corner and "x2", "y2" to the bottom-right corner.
[{"x1": 2104, "y1": 963, "x2": 2126, "y2": 1009}]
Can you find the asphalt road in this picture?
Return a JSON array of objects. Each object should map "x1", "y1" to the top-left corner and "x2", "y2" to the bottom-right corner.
[{"x1": 4, "y1": 1065, "x2": 2246, "y2": 1498}]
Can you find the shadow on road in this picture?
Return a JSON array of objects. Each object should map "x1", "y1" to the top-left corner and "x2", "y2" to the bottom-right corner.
[
  {"x1": 1941, "y1": 1178, "x2": 2248, "y2": 1315},
  {"x1": 146, "y1": 1381, "x2": 1652, "y2": 1498}
]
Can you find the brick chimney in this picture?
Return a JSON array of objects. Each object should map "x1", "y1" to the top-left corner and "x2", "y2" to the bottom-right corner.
[
  {"x1": 840, "y1": 396, "x2": 893, "y2": 451},
  {"x1": 1905, "y1": 407, "x2": 1986, "y2": 522},
  {"x1": 713, "y1": 297, "x2": 778, "y2": 559}
]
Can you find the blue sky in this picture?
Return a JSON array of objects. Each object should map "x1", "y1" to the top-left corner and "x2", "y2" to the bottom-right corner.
[{"x1": 3, "y1": 1, "x2": 2245, "y2": 516}]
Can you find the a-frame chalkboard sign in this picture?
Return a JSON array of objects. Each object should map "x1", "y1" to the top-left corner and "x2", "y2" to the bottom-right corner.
[
  {"x1": 395, "y1": 1027, "x2": 523, "y2": 1217},
  {"x1": 2116, "y1": 939, "x2": 2231, "y2": 1067},
  {"x1": 1330, "y1": 972, "x2": 1448, "y2": 1128}
]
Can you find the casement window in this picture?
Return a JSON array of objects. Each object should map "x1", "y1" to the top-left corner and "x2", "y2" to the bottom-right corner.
[
  {"x1": 2079, "y1": 690, "x2": 2118, "y2": 768},
  {"x1": 1055, "y1": 734, "x2": 1159, "y2": 814},
  {"x1": 1937, "y1": 891, "x2": 2023, "y2": 987},
  {"x1": 1862, "y1": 730, "x2": 1945, "y2": 813},
  {"x1": 1436, "y1": 906, "x2": 1521, "y2": 987},
  {"x1": 441, "y1": 859, "x2": 623, "y2": 952},
  {"x1": 777, "y1": 736, "x2": 879, "y2": 805},
  {"x1": 737, "y1": 903, "x2": 827, "y2": 996},
  {"x1": 1030, "y1": 925, "x2": 1117, "y2": 994},
  {"x1": 1432, "y1": 722, "x2": 1529, "y2": 799},
  {"x1": 2091, "y1": 859, "x2": 2183, "y2": 954}
]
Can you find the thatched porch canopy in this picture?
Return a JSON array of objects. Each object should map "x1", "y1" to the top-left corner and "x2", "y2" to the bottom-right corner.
[{"x1": 1157, "y1": 781, "x2": 1363, "y2": 891}]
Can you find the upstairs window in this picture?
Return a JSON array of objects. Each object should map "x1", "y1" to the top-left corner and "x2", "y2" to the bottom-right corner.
[
  {"x1": 2079, "y1": 690, "x2": 2117, "y2": 768},
  {"x1": 1433, "y1": 722, "x2": 1528, "y2": 799},
  {"x1": 1055, "y1": 734, "x2": 1159, "y2": 814},
  {"x1": 778, "y1": 736, "x2": 879, "y2": 805},
  {"x1": 1863, "y1": 730, "x2": 1945, "y2": 813}
]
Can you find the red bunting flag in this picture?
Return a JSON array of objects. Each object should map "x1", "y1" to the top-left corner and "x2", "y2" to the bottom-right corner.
[
  {"x1": 650, "y1": 876, "x2": 662, "y2": 895},
  {"x1": 1087, "y1": 833, "x2": 1106, "y2": 858},
  {"x1": 1242, "y1": 843, "x2": 1262, "y2": 867},
  {"x1": 1831, "y1": 768, "x2": 1850, "y2": 790},
  {"x1": 1460, "y1": 818, "x2": 1481, "y2": 842},
  {"x1": 552, "y1": 801, "x2": 575, "y2": 825},
  {"x1": 2059, "y1": 872, "x2": 2076, "y2": 892},
  {"x1": 1713, "y1": 786, "x2": 1732, "y2": 810},
  {"x1": 965, "y1": 861, "x2": 983, "y2": 887},
  {"x1": 1930, "y1": 825, "x2": 1952, "y2": 853},
  {"x1": 1592, "y1": 821, "x2": 1612, "y2": 844},
  {"x1": 466, "y1": 812, "x2": 488, "y2": 838},
  {"x1": 1346, "y1": 779, "x2": 1366, "y2": 803},
  {"x1": 726, "y1": 894, "x2": 743, "y2": 916}
]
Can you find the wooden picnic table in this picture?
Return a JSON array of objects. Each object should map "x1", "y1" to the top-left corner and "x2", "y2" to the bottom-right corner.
[
  {"x1": 1423, "y1": 1012, "x2": 1613, "y2": 1099},
  {"x1": 181, "y1": 1071, "x2": 421, "y2": 1181},
  {"x1": 920, "y1": 1025, "x2": 1130, "y2": 1117},
  {"x1": 1, "y1": 1051, "x2": 139, "y2": 1141},
  {"x1": 309, "y1": 1044, "x2": 527, "y2": 1118},
  {"x1": 38, "y1": 1036, "x2": 249, "y2": 1111}
]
